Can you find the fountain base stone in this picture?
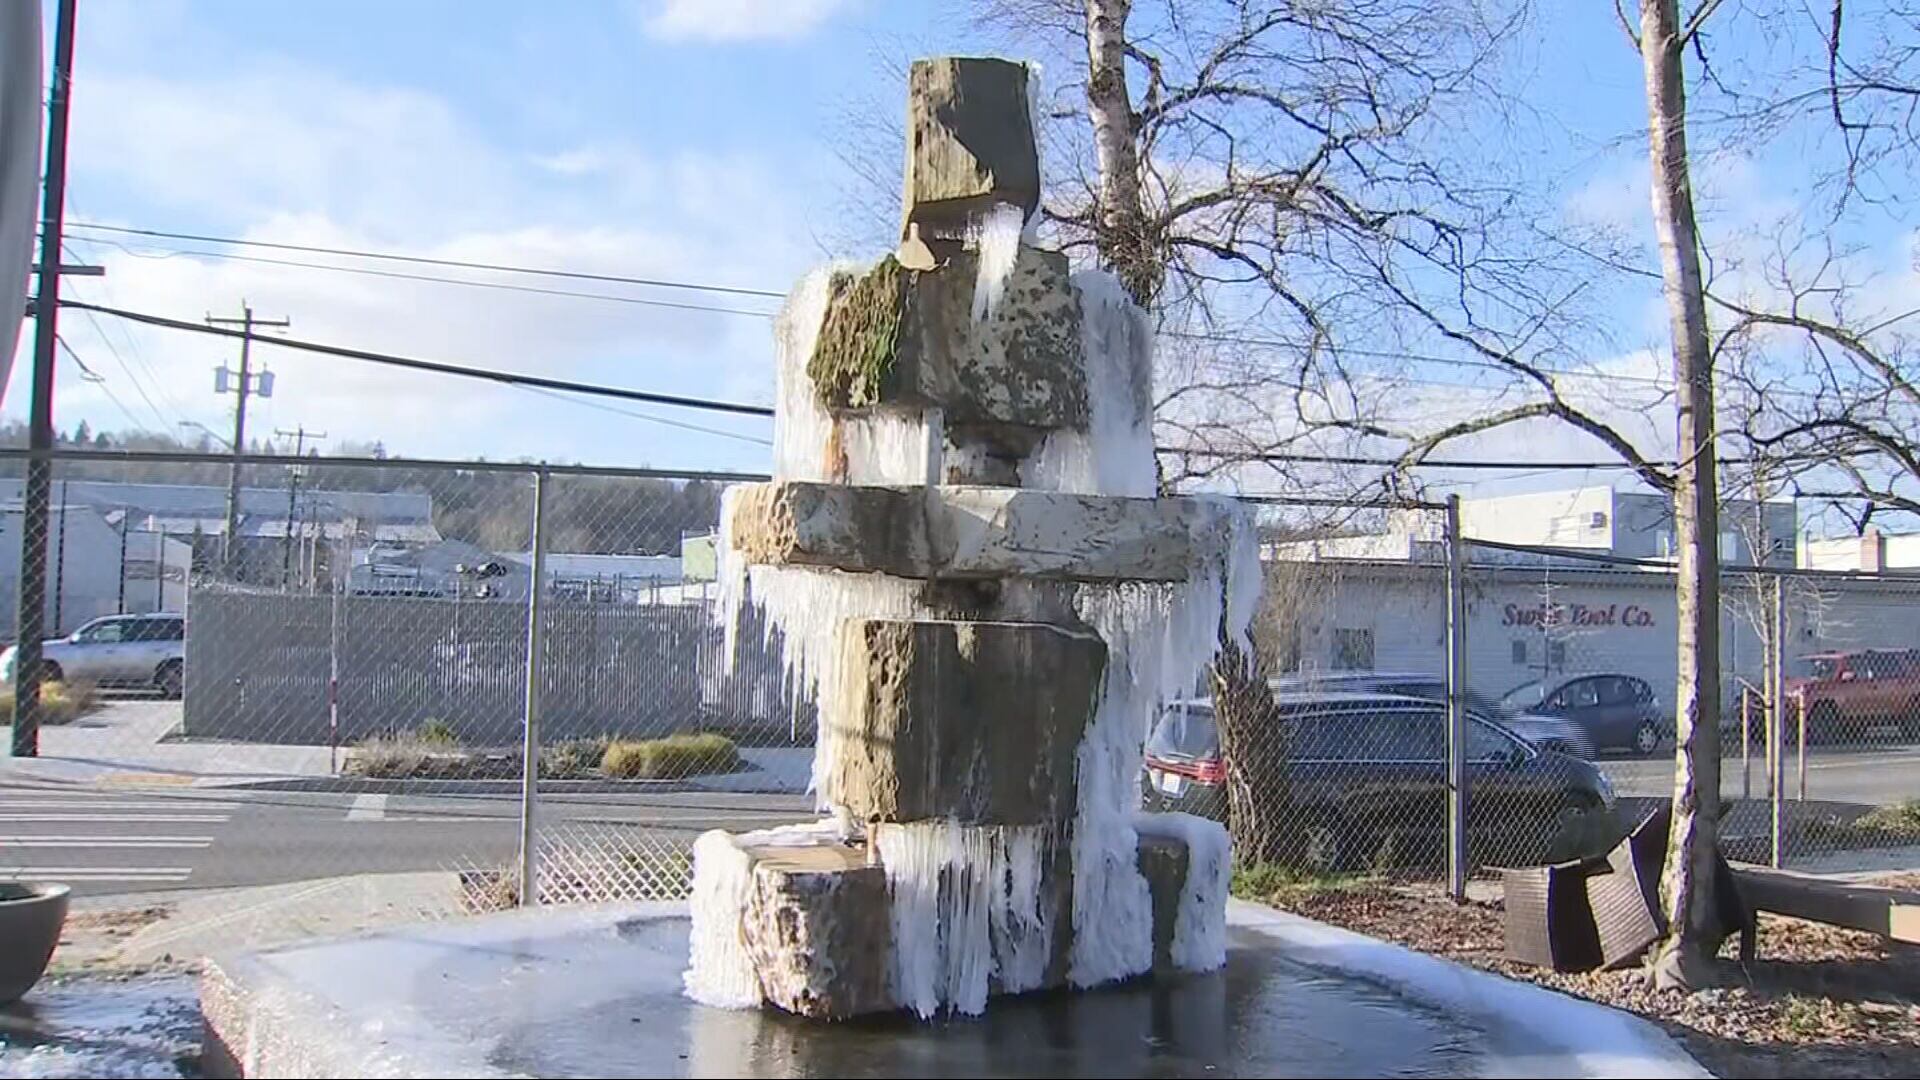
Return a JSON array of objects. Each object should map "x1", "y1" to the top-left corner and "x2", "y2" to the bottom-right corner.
[{"x1": 197, "y1": 901, "x2": 1705, "y2": 1079}]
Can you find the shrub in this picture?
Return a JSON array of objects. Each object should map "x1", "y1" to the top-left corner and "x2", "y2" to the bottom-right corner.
[
  {"x1": 0, "y1": 679, "x2": 99, "y2": 725},
  {"x1": 1852, "y1": 799, "x2": 1920, "y2": 838},
  {"x1": 541, "y1": 737, "x2": 609, "y2": 779},
  {"x1": 416, "y1": 717, "x2": 460, "y2": 746},
  {"x1": 602, "y1": 732, "x2": 739, "y2": 779}
]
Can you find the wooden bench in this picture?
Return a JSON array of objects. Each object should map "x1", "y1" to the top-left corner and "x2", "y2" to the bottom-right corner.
[{"x1": 1730, "y1": 864, "x2": 1920, "y2": 944}]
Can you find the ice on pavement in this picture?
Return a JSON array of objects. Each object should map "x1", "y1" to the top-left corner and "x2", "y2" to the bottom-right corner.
[{"x1": 0, "y1": 976, "x2": 199, "y2": 1079}]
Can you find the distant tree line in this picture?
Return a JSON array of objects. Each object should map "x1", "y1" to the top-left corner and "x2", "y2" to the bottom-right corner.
[{"x1": 0, "y1": 422, "x2": 723, "y2": 557}]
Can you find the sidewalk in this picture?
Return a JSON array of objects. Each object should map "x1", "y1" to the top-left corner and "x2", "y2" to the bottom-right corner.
[{"x1": 1, "y1": 698, "x2": 335, "y2": 788}]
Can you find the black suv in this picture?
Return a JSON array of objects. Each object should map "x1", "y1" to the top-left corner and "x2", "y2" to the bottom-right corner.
[{"x1": 1141, "y1": 692, "x2": 1617, "y2": 868}]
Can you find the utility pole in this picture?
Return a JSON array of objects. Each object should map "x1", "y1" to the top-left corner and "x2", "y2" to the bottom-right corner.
[
  {"x1": 206, "y1": 305, "x2": 288, "y2": 581},
  {"x1": 11, "y1": 0, "x2": 79, "y2": 759},
  {"x1": 275, "y1": 425, "x2": 326, "y2": 587}
]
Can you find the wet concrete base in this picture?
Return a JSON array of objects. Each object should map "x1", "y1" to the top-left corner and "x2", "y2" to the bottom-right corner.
[{"x1": 197, "y1": 902, "x2": 1676, "y2": 1079}]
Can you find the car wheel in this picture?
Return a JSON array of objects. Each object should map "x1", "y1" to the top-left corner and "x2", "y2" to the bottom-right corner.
[
  {"x1": 1633, "y1": 720, "x2": 1661, "y2": 756},
  {"x1": 155, "y1": 661, "x2": 183, "y2": 700}
]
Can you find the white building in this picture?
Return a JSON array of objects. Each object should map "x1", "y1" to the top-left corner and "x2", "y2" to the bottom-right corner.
[
  {"x1": 0, "y1": 501, "x2": 192, "y2": 636},
  {"x1": 1263, "y1": 483, "x2": 1920, "y2": 704},
  {"x1": 1800, "y1": 529, "x2": 1920, "y2": 572}
]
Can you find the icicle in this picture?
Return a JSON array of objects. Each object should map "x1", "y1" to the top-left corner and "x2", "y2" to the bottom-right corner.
[
  {"x1": 683, "y1": 830, "x2": 762, "y2": 1008},
  {"x1": 875, "y1": 822, "x2": 1053, "y2": 1018},
  {"x1": 838, "y1": 410, "x2": 937, "y2": 485},
  {"x1": 1021, "y1": 270, "x2": 1157, "y2": 497},
  {"x1": 772, "y1": 264, "x2": 855, "y2": 482},
  {"x1": 970, "y1": 202, "x2": 1027, "y2": 323},
  {"x1": 1133, "y1": 812, "x2": 1232, "y2": 971}
]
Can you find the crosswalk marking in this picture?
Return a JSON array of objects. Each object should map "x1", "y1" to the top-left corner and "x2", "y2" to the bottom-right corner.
[
  {"x1": 0, "y1": 810, "x2": 231, "y2": 818},
  {"x1": 0, "y1": 786, "x2": 232, "y2": 889},
  {"x1": 0, "y1": 836, "x2": 215, "y2": 848},
  {"x1": 346, "y1": 794, "x2": 388, "y2": 821}
]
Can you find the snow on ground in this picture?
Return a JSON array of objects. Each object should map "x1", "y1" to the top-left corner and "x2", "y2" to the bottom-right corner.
[{"x1": 0, "y1": 976, "x2": 199, "y2": 1079}]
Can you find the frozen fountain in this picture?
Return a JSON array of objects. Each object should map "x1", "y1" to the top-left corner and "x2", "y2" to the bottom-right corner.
[
  {"x1": 686, "y1": 55, "x2": 1254, "y2": 1020},
  {"x1": 192, "y1": 56, "x2": 1709, "y2": 1080}
]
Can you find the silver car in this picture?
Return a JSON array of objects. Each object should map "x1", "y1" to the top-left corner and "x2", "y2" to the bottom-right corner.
[{"x1": 0, "y1": 613, "x2": 185, "y2": 697}]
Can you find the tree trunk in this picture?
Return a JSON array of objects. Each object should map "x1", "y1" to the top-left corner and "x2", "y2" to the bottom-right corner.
[
  {"x1": 1208, "y1": 633, "x2": 1291, "y2": 865},
  {"x1": 1639, "y1": 0, "x2": 1724, "y2": 991},
  {"x1": 1083, "y1": 0, "x2": 1158, "y2": 306}
]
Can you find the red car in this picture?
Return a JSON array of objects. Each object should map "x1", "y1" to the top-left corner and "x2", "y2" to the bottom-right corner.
[{"x1": 1786, "y1": 649, "x2": 1920, "y2": 743}]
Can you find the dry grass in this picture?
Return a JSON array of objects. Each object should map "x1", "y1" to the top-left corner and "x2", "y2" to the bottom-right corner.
[
  {"x1": 601, "y1": 732, "x2": 738, "y2": 779},
  {"x1": 540, "y1": 737, "x2": 609, "y2": 779},
  {"x1": 1237, "y1": 875, "x2": 1920, "y2": 1078},
  {"x1": 0, "y1": 679, "x2": 99, "y2": 725}
]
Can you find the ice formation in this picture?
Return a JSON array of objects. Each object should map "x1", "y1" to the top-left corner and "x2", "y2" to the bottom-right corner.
[
  {"x1": 970, "y1": 202, "x2": 1027, "y2": 323},
  {"x1": 1134, "y1": 811, "x2": 1233, "y2": 971},
  {"x1": 683, "y1": 830, "x2": 762, "y2": 1009},
  {"x1": 1019, "y1": 271, "x2": 1158, "y2": 497},
  {"x1": 695, "y1": 55, "x2": 1254, "y2": 1017}
]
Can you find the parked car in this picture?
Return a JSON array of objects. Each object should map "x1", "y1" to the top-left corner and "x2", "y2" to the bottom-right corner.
[
  {"x1": 1786, "y1": 649, "x2": 1920, "y2": 742},
  {"x1": 0, "y1": 613, "x2": 185, "y2": 697},
  {"x1": 1268, "y1": 671, "x2": 1596, "y2": 758},
  {"x1": 1141, "y1": 692, "x2": 1616, "y2": 869},
  {"x1": 1497, "y1": 674, "x2": 1666, "y2": 755}
]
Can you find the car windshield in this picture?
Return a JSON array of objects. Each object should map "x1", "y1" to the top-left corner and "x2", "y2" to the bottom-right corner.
[
  {"x1": 1497, "y1": 679, "x2": 1549, "y2": 712},
  {"x1": 1146, "y1": 703, "x2": 1219, "y2": 761},
  {"x1": 1793, "y1": 656, "x2": 1839, "y2": 680}
]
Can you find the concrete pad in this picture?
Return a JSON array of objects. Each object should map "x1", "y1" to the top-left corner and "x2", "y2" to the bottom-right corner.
[
  {"x1": 727, "y1": 482, "x2": 1235, "y2": 582},
  {"x1": 198, "y1": 901, "x2": 1707, "y2": 1079}
]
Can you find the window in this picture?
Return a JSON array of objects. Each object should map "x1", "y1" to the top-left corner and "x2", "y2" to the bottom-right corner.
[
  {"x1": 1548, "y1": 640, "x2": 1568, "y2": 669},
  {"x1": 1146, "y1": 704, "x2": 1218, "y2": 760},
  {"x1": 1376, "y1": 710, "x2": 1444, "y2": 761},
  {"x1": 1563, "y1": 678, "x2": 1602, "y2": 709},
  {"x1": 1596, "y1": 676, "x2": 1636, "y2": 706},
  {"x1": 1511, "y1": 640, "x2": 1528, "y2": 665},
  {"x1": 75, "y1": 620, "x2": 124, "y2": 644},
  {"x1": 1332, "y1": 628, "x2": 1374, "y2": 671},
  {"x1": 1466, "y1": 719, "x2": 1522, "y2": 761},
  {"x1": 127, "y1": 617, "x2": 182, "y2": 642}
]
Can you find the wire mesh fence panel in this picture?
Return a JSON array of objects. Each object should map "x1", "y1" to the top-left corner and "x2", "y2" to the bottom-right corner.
[
  {"x1": 520, "y1": 473, "x2": 810, "y2": 907},
  {"x1": 0, "y1": 458, "x2": 542, "y2": 919}
]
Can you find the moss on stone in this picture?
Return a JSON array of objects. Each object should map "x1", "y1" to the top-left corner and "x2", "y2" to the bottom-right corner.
[{"x1": 809, "y1": 257, "x2": 909, "y2": 408}]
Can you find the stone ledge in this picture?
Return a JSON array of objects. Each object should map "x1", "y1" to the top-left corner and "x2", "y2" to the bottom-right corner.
[{"x1": 727, "y1": 481, "x2": 1235, "y2": 582}]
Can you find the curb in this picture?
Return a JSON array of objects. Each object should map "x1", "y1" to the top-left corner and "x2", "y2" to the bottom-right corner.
[{"x1": 1228, "y1": 899, "x2": 1711, "y2": 1078}]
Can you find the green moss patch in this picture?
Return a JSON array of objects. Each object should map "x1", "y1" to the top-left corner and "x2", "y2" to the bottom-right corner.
[{"x1": 808, "y1": 257, "x2": 909, "y2": 408}]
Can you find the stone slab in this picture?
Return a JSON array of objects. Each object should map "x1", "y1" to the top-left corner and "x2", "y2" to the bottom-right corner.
[
  {"x1": 825, "y1": 620, "x2": 1103, "y2": 825},
  {"x1": 903, "y1": 56, "x2": 1040, "y2": 238},
  {"x1": 808, "y1": 247, "x2": 1086, "y2": 433},
  {"x1": 727, "y1": 481, "x2": 1235, "y2": 583},
  {"x1": 740, "y1": 842, "x2": 892, "y2": 1019}
]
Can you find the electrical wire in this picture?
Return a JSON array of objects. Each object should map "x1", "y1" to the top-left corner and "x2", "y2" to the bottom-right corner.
[
  {"x1": 79, "y1": 236, "x2": 780, "y2": 319},
  {"x1": 56, "y1": 298, "x2": 778, "y2": 418},
  {"x1": 64, "y1": 221, "x2": 788, "y2": 299}
]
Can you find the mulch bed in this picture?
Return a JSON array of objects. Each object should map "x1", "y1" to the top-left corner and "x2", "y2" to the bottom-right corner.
[{"x1": 1253, "y1": 879, "x2": 1920, "y2": 1078}]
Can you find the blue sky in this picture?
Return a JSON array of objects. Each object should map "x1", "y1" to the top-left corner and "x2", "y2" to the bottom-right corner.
[{"x1": 7, "y1": 0, "x2": 1913, "y2": 504}]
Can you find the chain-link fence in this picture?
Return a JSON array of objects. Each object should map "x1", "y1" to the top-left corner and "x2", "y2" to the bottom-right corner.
[{"x1": 5, "y1": 451, "x2": 1917, "y2": 921}]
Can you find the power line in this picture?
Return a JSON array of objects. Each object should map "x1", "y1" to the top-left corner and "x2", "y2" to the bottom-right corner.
[
  {"x1": 513, "y1": 385, "x2": 774, "y2": 447},
  {"x1": 79, "y1": 236, "x2": 779, "y2": 319},
  {"x1": 57, "y1": 298, "x2": 779, "y2": 419},
  {"x1": 64, "y1": 221, "x2": 789, "y2": 300}
]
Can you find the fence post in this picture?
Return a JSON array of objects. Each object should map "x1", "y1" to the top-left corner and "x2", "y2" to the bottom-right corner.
[
  {"x1": 518, "y1": 467, "x2": 549, "y2": 908},
  {"x1": 1444, "y1": 494, "x2": 1468, "y2": 901},
  {"x1": 1768, "y1": 573, "x2": 1786, "y2": 867}
]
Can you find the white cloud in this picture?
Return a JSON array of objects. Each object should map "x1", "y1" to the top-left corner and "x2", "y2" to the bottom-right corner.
[
  {"x1": 10, "y1": 57, "x2": 842, "y2": 472},
  {"x1": 637, "y1": 0, "x2": 855, "y2": 43}
]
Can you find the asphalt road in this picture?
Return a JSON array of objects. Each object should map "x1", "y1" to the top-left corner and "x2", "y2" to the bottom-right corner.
[
  {"x1": 0, "y1": 781, "x2": 810, "y2": 898},
  {"x1": 1596, "y1": 742, "x2": 1920, "y2": 806}
]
